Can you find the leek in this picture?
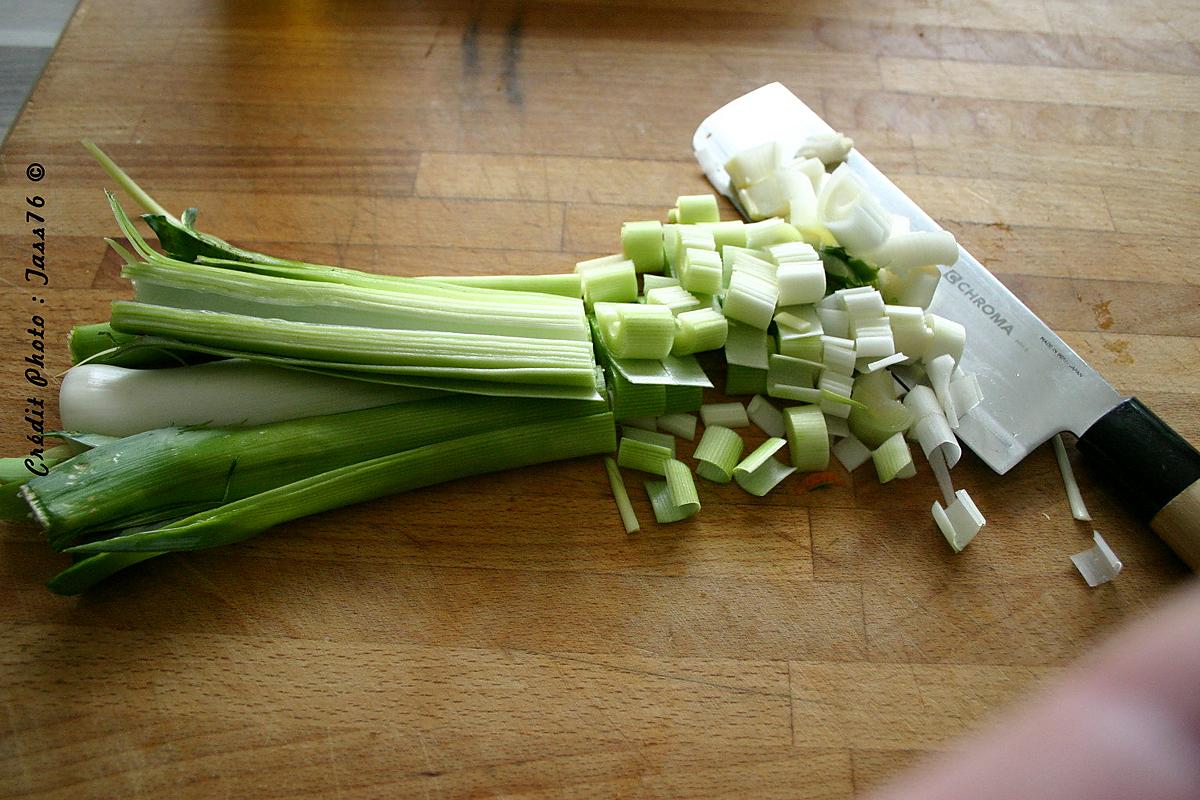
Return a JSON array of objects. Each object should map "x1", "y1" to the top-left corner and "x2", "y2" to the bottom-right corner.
[
  {"x1": 603, "y1": 457, "x2": 641, "y2": 534},
  {"x1": 693, "y1": 425, "x2": 744, "y2": 484},
  {"x1": 656, "y1": 413, "x2": 697, "y2": 441},
  {"x1": 645, "y1": 459, "x2": 701, "y2": 523},
  {"x1": 783, "y1": 405, "x2": 829, "y2": 472},
  {"x1": 700, "y1": 402, "x2": 749, "y2": 429},
  {"x1": 733, "y1": 439, "x2": 796, "y2": 497},
  {"x1": 676, "y1": 194, "x2": 720, "y2": 224},
  {"x1": 620, "y1": 220, "x2": 665, "y2": 273},
  {"x1": 872, "y1": 432, "x2": 916, "y2": 483},
  {"x1": 616, "y1": 436, "x2": 673, "y2": 475}
]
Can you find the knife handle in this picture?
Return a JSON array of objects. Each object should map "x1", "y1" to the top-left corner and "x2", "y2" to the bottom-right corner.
[{"x1": 1076, "y1": 397, "x2": 1200, "y2": 571}]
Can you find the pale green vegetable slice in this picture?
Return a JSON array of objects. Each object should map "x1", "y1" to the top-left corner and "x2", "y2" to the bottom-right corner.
[
  {"x1": 603, "y1": 457, "x2": 641, "y2": 534},
  {"x1": 699, "y1": 402, "x2": 749, "y2": 429},
  {"x1": 697, "y1": 220, "x2": 747, "y2": 249},
  {"x1": 676, "y1": 194, "x2": 720, "y2": 224},
  {"x1": 620, "y1": 426, "x2": 676, "y2": 456},
  {"x1": 578, "y1": 258, "x2": 638, "y2": 307},
  {"x1": 680, "y1": 249, "x2": 723, "y2": 295},
  {"x1": 693, "y1": 425, "x2": 744, "y2": 484},
  {"x1": 621, "y1": 220, "x2": 666, "y2": 273},
  {"x1": 747, "y1": 394, "x2": 786, "y2": 438},
  {"x1": 646, "y1": 285, "x2": 703, "y2": 316},
  {"x1": 733, "y1": 438, "x2": 796, "y2": 497},
  {"x1": 645, "y1": 458, "x2": 700, "y2": 523},
  {"x1": 783, "y1": 405, "x2": 829, "y2": 472},
  {"x1": 832, "y1": 433, "x2": 871, "y2": 471},
  {"x1": 616, "y1": 436, "x2": 673, "y2": 475},
  {"x1": 872, "y1": 432, "x2": 916, "y2": 483},
  {"x1": 933, "y1": 489, "x2": 985, "y2": 553},
  {"x1": 656, "y1": 413, "x2": 697, "y2": 441},
  {"x1": 593, "y1": 302, "x2": 676, "y2": 361},
  {"x1": 744, "y1": 218, "x2": 802, "y2": 249},
  {"x1": 672, "y1": 308, "x2": 727, "y2": 356},
  {"x1": 642, "y1": 274, "x2": 680, "y2": 292}
]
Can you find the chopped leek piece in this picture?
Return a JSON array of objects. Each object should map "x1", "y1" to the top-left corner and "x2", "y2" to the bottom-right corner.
[
  {"x1": 817, "y1": 308, "x2": 851, "y2": 339},
  {"x1": 747, "y1": 394, "x2": 785, "y2": 438},
  {"x1": 676, "y1": 194, "x2": 720, "y2": 224},
  {"x1": 725, "y1": 322, "x2": 771, "y2": 371},
  {"x1": 621, "y1": 220, "x2": 666, "y2": 273},
  {"x1": 825, "y1": 413, "x2": 850, "y2": 438},
  {"x1": 832, "y1": 433, "x2": 871, "y2": 471},
  {"x1": 725, "y1": 141, "x2": 781, "y2": 189},
  {"x1": 777, "y1": 262, "x2": 825, "y2": 306},
  {"x1": 66, "y1": 412, "x2": 617, "y2": 558},
  {"x1": 693, "y1": 425, "x2": 744, "y2": 484},
  {"x1": 950, "y1": 370, "x2": 983, "y2": 420},
  {"x1": 645, "y1": 459, "x2": 701, "y2": 523},
  {"x1": 872, "y1": 432, "x2": 916, "y2": 483},
  {"x1": 868, "y1": 230, "x2": 958, "y2": 271},
  {"x1": 886, "y1": 304, "x2": 932, "y2": 361},
  {"x1": 744, "y1": 218, "x2": 802, "y2": 249},
  {"x1": 734, "y1": 439, "x2": 796, "y2": 497},
  {"x1": 1052, "y1": 433, "x2": 1092, "y2": 522},
  {"x1": 616, "y1": 436, "x2": 673, "y2": 476},
  {"x1": 680, "y1": 248, "x2": 723, "y2": 296},
  {"x1": 864, "y1": 353, "x2": 908, "y2": 373},
  {"x1": 672, "y1": 308, "x2": 728, "y2": 356},
  {"x1": 700, "y1": 402, "x2": 749, "y2": 429},
  {"x1": 656, "y1": 413, "x2": 697, "y2": 441},
  {"x1": 777, "y1": 329, "x2": 824, "y2": 362},
  {"x1": 927, "y1": 354, "x2": 959, "y2": 429},
  {"x1": 593, "y1": 302, "x2": 676, "y2": 361},
  {"x1": 620, "y1": 426, "x2": 676, "y2": 456},
  {"x1": 1071, "y1": 531, "x2": 1122, "y2": 587},
  {"x1": 768, "y1": 354, "x2": 821, "y2": 391},
  {"x1": 575, "y1": 253, "x2": 627, "y2": 272},
  {"x1": 726, "y1": 364, "x2": 768, "y2": 396},
  {"x1": 414, "y1": 273, "x2": 582, "y2": 298},
  {"x1": 768, "y1": 384, "x2": 822, "y2": 404},
  {"x1": 667, "y1": 207, "x2": 678, "y2": 223},
  {"x1": 932, "y1": 489, "x2": 985, "y2": 553},
  {"x1": 924, "y1": 313, "x2": 966, "y2": 365},
  {"x1": 663, "y1": 383, "x2": 705, "y2": 413},
  {"x1": 848, "y1": 369, "x2": 913, "y2": 448},
  {"x1": 646, "y1": 284, "x2": 703, "y2": 316},
  {"x1": 607, "y1": 371, "x2": 667, "y2": 420},
  {"x1": 622, "y1": 416, "x2": 658, "y2": 431},
  {"x1": 698, "y1": 220, "x2": 747, "y2": 249},
  {"x1": 799, "y1": 132, "x2": 854, "y2": 165},
  {"x1": 723, "y1": 271, "x2": 778, "y2": 330},
  {"x1": 603, "y1": 457, "x2": 641, "y2": 534},
  {"x1": 579, "y1": 258, "x2": 638, "y2": 307},
  {"x1": 642, "y1": 274, "x2": 680, "y2": 292},
  {"x1": 783, "y1": 405, "x2": 829, "y2": 472},
  {"x1": 909, "y1": 406, "x2": 962, "y2": 469}
]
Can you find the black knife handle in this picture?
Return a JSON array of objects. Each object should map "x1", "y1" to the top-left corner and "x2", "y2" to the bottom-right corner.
[{"x1": 1076, "y1": 397, "x2": 1200, "y2": 570}]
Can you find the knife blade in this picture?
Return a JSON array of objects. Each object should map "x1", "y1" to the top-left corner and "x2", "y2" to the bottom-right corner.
[{"x1": 693, "y1": 83, "x2": 1200, "y2": 569}]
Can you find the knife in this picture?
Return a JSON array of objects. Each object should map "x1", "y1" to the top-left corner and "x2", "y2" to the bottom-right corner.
[{"x1": 692, "y1": 83, "x2": 1200, "y2": 570}]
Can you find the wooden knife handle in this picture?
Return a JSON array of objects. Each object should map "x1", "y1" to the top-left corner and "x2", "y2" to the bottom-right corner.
[{"x1": 1077, "y1": 398, "x2": 1200, "y2": 571}]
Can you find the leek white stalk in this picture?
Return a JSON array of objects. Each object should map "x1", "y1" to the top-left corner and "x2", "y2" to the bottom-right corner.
[
  {"x1": 734, "y1": 439, "x2": 796, "y2": 497},
  {"x1": 723, "y1": 271, "x2": 779, "y2": 330},
  {"x1": 832, "y1": 434, "x2": 871, "y2": 471},
  {"x1": 676, "y1": 194, "x2": 720, "y2": 224},
  {"x1": 932, "y1": 489, "x2": 985, "y2": 553},
  {"x1": 725, "y1": 322, "x2": 771, "y2": 370},
  {"x1": 645, "y1": 285, "x2": 703, "y2": 316},
  {"x1": 1070, "y1": 531, "x2": 1122, "y2": 586},
  {"x1": 776, "y1": 262, "x2": 826, "y2": 306},
  {"x1": 621, "y1": 220, "x2": 665, "y2": 273},
  {"x1": 743, "y1": 218, "x2": 802, "y2": 249},
  {"x1": 798, "y1": 132, "x2": 854, "y2": 165},
  {"x1": 656, "y1": 413, "x2": 697, "y2": 441},
  {"x1": 872, "y1": 432, "x2": 916, "y2": 483},
  {"x1": 784, "y1": 405, "x2": 829, "y2": 471},
  {"x1": 868, "y1": 230, "x2": 959, "y2": 271},
  {"x1": 747, "y1": 395, "x2": 785, "y2": 438},
  {"x1": 1052, "y1": 433, "x2": 1093, "y2": 522},
  {"x1": 59, "y1": 361, "x2": 436, "y2": 438},
  {"x1": 642, "y1": 274, "x2": 680, "y2": 292},
  {"x1": 700, "y1": 402, "x2": 750, "y2": 429},
  {"x1": 672, "y1": 308, "x2": 727, "y2": 356}
]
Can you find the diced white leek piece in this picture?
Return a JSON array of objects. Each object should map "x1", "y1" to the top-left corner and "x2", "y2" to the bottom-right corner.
[
  {"x1": 824, "y1": 413, "x2": 850, "y2": 439},
  {"x1": 783, "y1": 405, "x2": 830, "y2": 471},
  {"x1": 765, "y1": 240, "x2": 820, "y2": 265},
  {"x1": 927, "y1": 354, "x2": 959, "y2": 429},
  {"x1": 656, "y1": 412, "x2": 698, "y2": 441},
  {"x1": 645, "y1": 284, "x2": 703, "y2": 315},
  {"x1": 622, "y1": 415, "x2": 658, "y2": 431},
  {"x1": 886, "y1": 304, "x2": 933, "y2": 362},
  {"x1": 817, "y1": 307, "x2": 850, "y2": 339},
  {"x1": 579, "y1": 258, "x2": 638, "y2": 306},
  {"x1": 1071, "y1": 531, "x2": 1122, "y2": 587},
  {"x1": 662, "y1": 412, "x2": 700, "y2": 443},
  {"x1": 818, "y1": 371, "x2": 856, "y2": 418},
  {"x1": 747, "y1": 394, "x2": 786, "y2": 438},
  {"x1": 774, "y1": 311, "x2": 811, "y2": 332},
  {"x1": 740, "y1": 160, "x2": 817, "y2": 220},
  {"x1": 723, "y1": 271, "x2": 779, "y2": 330},
  {"x1": 642, "y1": 274, "x2": 680, "y2": 292},
  {"x1": 777, "y1": 304, "x2": 822, "y2": 333},
  {"x1": 769, "y1": 353, "x2": 822, "y2": 389},
  {"x1": 888, "y1": 214, "x2": 911, "y2": 237},
  {"x1": 1052, "y1": 433, "x2": 1092, "y2": 521},
  {"x1": 734, "y1": 438, "x2": 797, "y2": 497},
  {"x1": 864, "y1": 352, "x2": 908, "y2": 373},
  {"x1": 662, "y1": 223, "x2": 681, "y2": 272},
  {"x1": 818, "y1": 168, "x2": 889, "y2": 254},
  {"x1": 645, "y1": 459, "x2": 702, "y2": 523},
  {"x1": 896, "y1": 265, "x2": 941, "y2": 309},
  {"x1": 676, "y1": 225, "x2": 717, "y2": 262},
  {"x1": 593, "y1": 302, "x2": 676, "y2": 360},
  {"x1": 700, "y1": 402, "x2": 750, "y2": 429},
  {"x1": 725, "y1": 321, "x2": 771, "y2": 370},
  {"x1": 574, "y1": 253, "x2": 626, "y2": 272},
  {"x1": 730, "y1": 250, "x2": 779, "y2": 283},
  {"x1": 694, "y1": 425, "x2": 745, "y2": 483},
  {"x1": 838, "y1": 286, "x2": 886, "y2": 317},
  {"x1": 698, "y1": 220, "x2": 747, "y2": 250},
  {"x1": 617, "y1": 436, "x2": 673, "y2": 475},
  {"x1": 777, "y1": 262, "x2": 826, "y2": 306},
  {"x1": 933, "y1": 489, "x2": 985, "y2": 553},
  {"x1": 911, "y1": 413, "x2": 962, "y2": 469},
  {"x1": 799, "y1": 131, "x2": 854, "y2": 165},
  {"x1": 873, "y1": 432, "x2": 916, "y2": 483},
  {"x1": 949, "y1": 370, "x2": 983, "y2": 420},
  {"x1": 787, "y1": 178, "x2": 827, "y2": 243},
  {"x1": 871, "y1": 230, "x2": 960, "y2": 272},
  {"x1": 620, "y1": 426, "x2": 677, "y2": 456},
  {"x1": 666, "y1": 207, "x2": 678, "y2": 223},
  {"x1": 926, "y1": 446, "x2": 957, "y2": 507},
  {"x1": 821, "y1": 339, "x2": 857, "y2": 375},
  {"x1": 680, "y1": 248, "x2": 723, "y2": 296},
  {"x1": 855, "y1": 333, "x2": 896, "y2": 360},
  {"x1": 924, "y1": 313, "x2": 966, "y2": 365},
  {"x1": 769, "y1": 383, "x2": 823, "y2": 403},
  {"x1": 902, "y1": 384, "x2": 941, "y2": 422},
  {"x1": 743, "y1": 218, "x2": 802, "y2": 249},
  {"x1": 725, "y1": 141, "x2": 782, "y2": 189},
  {"x1": 778, "y1": 329, "x2": 823, "y2": 362},
  {"x1": 57, "y1": 361, "x2": 433, "y2": 437},
  {"x1": 672, "y1": 307, "x2": 728, "y2": 356},
  {"x1": 603, "y1": 457, "x2": 640, "y2": 534},
  {"x1": 621, "y1": 220, "x2": 666, "y2": 273},
  {"x1": 676, "y1": 194, "x2": 720, "y2": 225},
  {"x1": 832, "y1": 433, "x2": 871, "y2": 471}
]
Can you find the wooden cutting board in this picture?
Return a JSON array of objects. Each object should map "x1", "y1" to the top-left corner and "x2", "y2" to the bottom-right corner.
[{"x1": 1, "y1": 1, "x2": 1197, "y2": 797}]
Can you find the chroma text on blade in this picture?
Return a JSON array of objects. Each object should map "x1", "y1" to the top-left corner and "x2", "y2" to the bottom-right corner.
[{"x1": 943, "y1": 270, "x2": 1014, "y2": 335}]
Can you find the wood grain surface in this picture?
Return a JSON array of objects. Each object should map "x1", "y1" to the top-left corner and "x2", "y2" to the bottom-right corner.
[{"x1": 1, "y1": 1, "x2": 1198, "y2": 797}]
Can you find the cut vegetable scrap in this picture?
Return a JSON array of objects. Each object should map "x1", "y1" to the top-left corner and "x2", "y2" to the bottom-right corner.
[
  {"x1": 645, "y1": 459, "x2": 701, "y2": 523},
  {"x1": 657, "y1": 413, "x2": 697, "y2": 441},
  {"x1": 783, "y1": 405, "x2": 829, "y2": 471},
  {"x1": 832, "y1": 434, "x2": 871, "y2": 472},
  {"x1": 933, "y1": 489, "x2": 985, "y2": 552},
  {"x1": 620, "y1": 426, "x2": 676, "y2": 455},
  {"x1": 700, "y1": 402, "x2": 750, "y2": 429},
  {"x1": 734, "y1": 439, "x2": 797, "y2": 497},
  {"x1": 603, "y1": 457, "x2": 641, "y2": 534},
  {"x1": 594, "y1": 302, "x2": 676, "y2": 361},
  {"x1": 616, "y1": 436, "x2": 673, "y2": 475},
  {"x1": 872, "y1": 432, "x2": 916, "y2": 483},
  {"x1": 798, "y1": 131, "x2": 854, "y2": 165},
  {"x1": 620, "y1": 220, "x2": 665, "y2": 273},
  {"x1": 747, "y1": 394, "x2": 786, "y2": 438},
  {"x1": 671, "y1": 307, "x2": 727, "y2": 356},
  {"x1": 676, "y1": 194, "x2": 720, "y2": 224},
  {"x1": 1070, "y1": 531, "x2": 1122, "y2": 587},
  {"x1": 1052, "y1": 433, "x2": 1092, "y2": 522},
  {"x1": 694, "y1": 425, "x2": 744, "y2": 483}
]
